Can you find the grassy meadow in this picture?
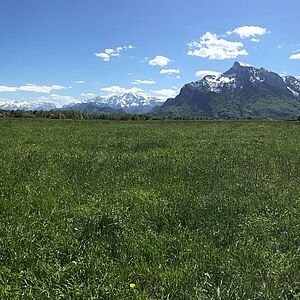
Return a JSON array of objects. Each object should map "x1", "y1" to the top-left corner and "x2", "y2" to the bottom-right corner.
[{"x1": 0, "y1": 118, "x2": 299, "y2": 299}]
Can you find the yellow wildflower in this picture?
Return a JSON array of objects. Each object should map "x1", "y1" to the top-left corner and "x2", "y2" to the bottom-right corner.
[{"x1": 130, "y1": 283, "x2": 136, "y2": 289}]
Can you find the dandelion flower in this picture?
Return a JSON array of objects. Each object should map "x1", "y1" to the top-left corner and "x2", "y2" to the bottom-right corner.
[{"x1": 130, "y1": 283, "x2": 136, "y2": 289}]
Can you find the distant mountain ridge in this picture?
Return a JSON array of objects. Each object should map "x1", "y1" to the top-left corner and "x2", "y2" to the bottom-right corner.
[
  {"x1": 154, "y1": 62, "x2": 300, "y2": 118},
  {"x1": 77, "y1": 93, "x2": 163, "y2": 114},
  {"x1": 0, "y1": 101, "x2": 57, "y2": 111},
  {"x1": 2, "y1": 63, "x2": 300, "y2": 118},
  {"x1": 0, "y1": 93, "x2": 163, "y2": 114},
  {"x1": 61, "y1": 102, "x2": 126, "y2": 114}
]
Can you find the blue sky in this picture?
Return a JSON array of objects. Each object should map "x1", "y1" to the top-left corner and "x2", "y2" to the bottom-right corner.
[{"x1": 0, "y1": 0, "x2": 300, "y2": 106}]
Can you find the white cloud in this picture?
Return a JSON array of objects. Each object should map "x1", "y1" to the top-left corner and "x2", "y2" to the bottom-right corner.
[
  {"x1": 81, "y1": 93, "x2": 96, "y2": 97},
  {"x1": 48, "y1": 94, "x2": 78, "y2": 104},
  {"x1": 0, "y1": 84, "x2": 65, "y2": 93},
  {"x1": 153, "y1": 89, "x2": 178, "y2": 99},
  {"x1": 74, "y1": 80, "x2": 85, "y2": 84},
  {"x1": 232, "y1": 26, "x2": 267, "y2": 39},
  {"x1": 100, "y1": 86, "x2": 144, "y2": 95},
  {"x1": 250, "y1": 38, "x2": 260, "y2": 42},
  {"x1": 149, "y1": 55, "x2": 171, "y2": 66},
  {"x1": 176, "y1": 75, "x2": 181, "y2": 79},
  {"x1": 131, "y1": 79, "x2": 156, "y2": 85},
  {"x1": 36, "y1": 94, "x2": 79, "y2": 107},
  {"x1": 110, "y1": 53, "x2": 120, "y2": 57},
  {"x1": 0, "y1": 86, "x2": 18, "y2": 92},
  {"x1": 95, "y1": 52, "x2": 110, "y2": 61},
  {"x1": 105, "y1": 48, "x2": 115, "y2": 55},
  {"x1": 195, "y1": 70, "x2": 221, "y2": 78},
  {"x1": 187, "y1": 32, "x2": 248, "y2": 60},
  {"x1": 95, "y1": 45, "x2": 134, "y2": 61},
  {"x1": 160, "y1": 69, "x2": 180, "y2": 74},
  {"x1": 19, "y1": 84, "x2": 65, "y2": 93},
  {"x1": 290, "y1": 53, "x2": 300, "y2": 60}
]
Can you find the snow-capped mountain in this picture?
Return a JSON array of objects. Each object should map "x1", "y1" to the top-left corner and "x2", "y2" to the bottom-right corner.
[
  {"x1": 61, "y1": 101, "x2": 125, "y2": 114},
  {"x1": 189, "y1": 61, "x2": 300, "y2": 96},
  {"x1": 62, "y1": 93, "x2": 163, "y2": 114},
  {"x1": 282, "y1": 75, "x2": 300, "y2": 97},
  {"x1": 85, "y1": 93, "x2": 163, "y2": 114},
  {"x1": 0, "y1": 93, "x2": 163, "y2": 114},
  {"x1": 0, "y1": 101, "x2": 57, "y2": 111},
  {"x1": 155, "y1": 62, "x2": 300, "y2": 119}
]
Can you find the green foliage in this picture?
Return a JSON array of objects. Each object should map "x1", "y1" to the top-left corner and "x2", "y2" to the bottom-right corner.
[
  {"x1": 0, "y1": 119, "x2": 299, "y2": 299},
  {"x1": 0, "y1": 109, "x2": 88, "y2": 120}
]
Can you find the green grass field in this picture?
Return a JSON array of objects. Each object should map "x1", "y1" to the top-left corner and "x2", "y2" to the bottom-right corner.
[{"x1": 0, "y1": 118, "x2": 299, "y2": 299}]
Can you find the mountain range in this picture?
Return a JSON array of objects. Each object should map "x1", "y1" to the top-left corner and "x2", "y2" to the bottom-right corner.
[
  {"x1": 64, "y1": 93, "x2": 163, "y2": 114},
  {"x1": 0, "y1": 101, "x2": 57, "y2": 111},
  {"x1": 153, "y1": 62, "x2": 300, "y2": 118},
  {"x1": 0, "y1": 93, "x2": 163, "y2": 114},
  {"x1": 1, "y1": 62, "x2": 300, "y2": 118}
]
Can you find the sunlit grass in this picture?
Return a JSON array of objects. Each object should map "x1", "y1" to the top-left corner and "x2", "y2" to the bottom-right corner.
[{"x1": 0, "y1": 118, "x2": 299, "y2": 299}]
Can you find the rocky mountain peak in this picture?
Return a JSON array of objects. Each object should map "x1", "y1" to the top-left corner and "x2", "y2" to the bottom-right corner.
[{"x1": 155, "y1": 62, "x2": 300, "y2": 119}]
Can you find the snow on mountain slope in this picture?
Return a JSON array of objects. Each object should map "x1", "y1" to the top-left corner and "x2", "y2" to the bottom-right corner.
[
  {"x1": 0, "y1": 101, "x2": 57, "y2": 111},
  {"x1": 0, "y1": 93, "x2": 163, "y2": 114},
  {"x1": 281, "y1": 75, "x2": 300, "y2": 96},
  {"x1": 156, "y1": 61, "x2": 300, "y2": 118},
  {"x1": 189, "y1": 61, "x2": 299, "y2": 96},
  {"x1": 85, "y1": 93, "x2": 163, "y2": 113}
]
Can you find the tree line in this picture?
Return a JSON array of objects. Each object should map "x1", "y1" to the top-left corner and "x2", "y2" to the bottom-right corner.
[
  {"x1": 0, "y1": 109, "x2": 299, "y2": 121},
  {"x1": 0, "y1": 109, "x2": 214, "y2": 121}
]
